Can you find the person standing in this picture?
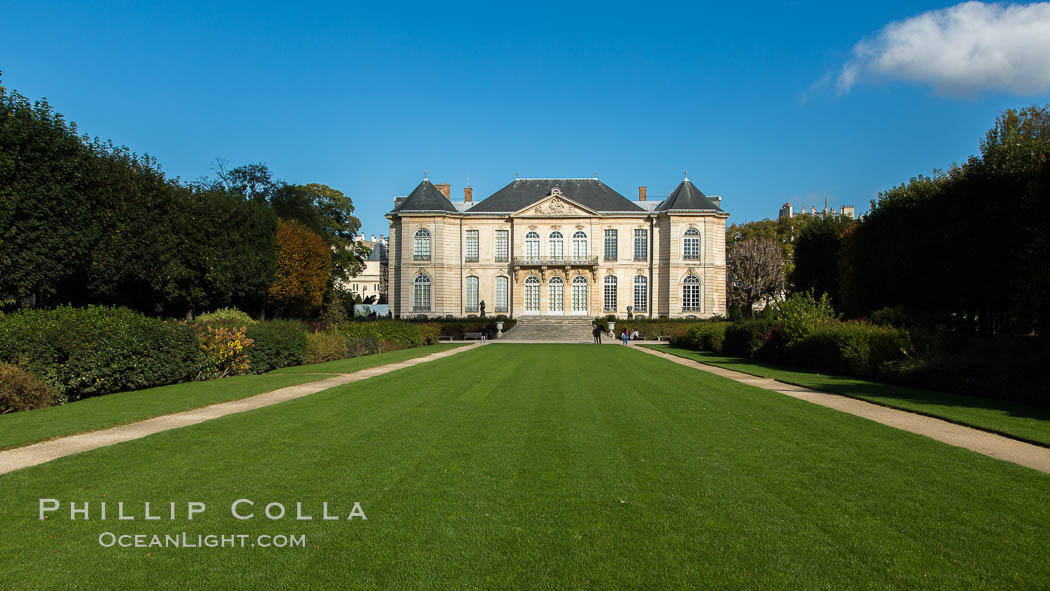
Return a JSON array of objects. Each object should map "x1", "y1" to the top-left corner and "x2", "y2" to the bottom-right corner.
[
  {"x1": 593, "y1": 325, "x2": 602, "y2": 344},
  {"x1": 621, "y1": 329, "x2": 629, "y2": 346}
]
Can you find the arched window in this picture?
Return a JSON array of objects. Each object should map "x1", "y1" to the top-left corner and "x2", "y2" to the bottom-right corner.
[
  {"x1": 572, "y1": 231, "x2": 588, "y2": 259},
  {"x1": 548, "y1": 276, "x2": 564, "y2": 313},
  {"x1": 683, "y1": 228, "x2": 701, "y2": 261},
  {"x1": 633, "y1": 275, "x2": 648, "y2": 313},
  {"x1": 413, "y1": 274, "x2": 431, "y2": 311},
  {"x1": 494, "y1": 276, "x2": 509, "y2": 313},
  {"x1": 524, "y1": 275, "x2": 540, "y2": 312},
  {"x1": 413, "y1": 228, "x2": 431, "y2": 260},
  {"x1": 571, "y1": 275, "x2": 588, "y2": 313},
  {"x1": 548, "y1": 231, "x2": 564, "y2": 260},
  {"x1": 465, "y1": 276, "x2": 479, "y2": 312},
  {"x1": 525, "y1": 231, "x2": 540, "y2": 260},
  {"x1": 603, "y1": 275, "x2": 617, "y2": 312},
  {"x1": 683, "y1": 275, "x2": 701, "y2": 311}
]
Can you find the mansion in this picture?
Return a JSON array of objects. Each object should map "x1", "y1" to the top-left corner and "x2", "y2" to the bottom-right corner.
[{"x1": 386, "y1": 175, "x2": 728, "y2": 319}]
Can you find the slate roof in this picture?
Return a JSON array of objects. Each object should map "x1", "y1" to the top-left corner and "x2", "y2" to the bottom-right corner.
[
  {"x1": 467, "y1": 179, "x2": 644, "y2": 213},
  {"x1": 392, "y1": 180, "x2": 458, "y2": 213},
  {"x1": 655, "y1": 179, "x2": 724, "y2": 212}
]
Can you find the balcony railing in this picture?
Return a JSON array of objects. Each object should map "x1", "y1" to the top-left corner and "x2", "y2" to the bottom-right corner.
[{"x1": 512, "y1": 256, "x2": 599, "y2": 266}]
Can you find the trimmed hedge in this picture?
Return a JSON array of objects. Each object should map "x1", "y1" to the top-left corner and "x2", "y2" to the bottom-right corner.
[
  {"x1": 0, "y1": 362, "x2": 55, "y2": 412},
  {"x1": 426, "y1": 319, "x2": 517, "y2": 339},
  {"x1": 788, "y1": 322, "x2": 911, "y2": 378},
  {"x1": 0, "y1": 305, "x2": 198, "y2": 399},
  {"x1": 337, "y1": 320, "x2": 441, "y2": 347},
  {"x1": 609, "y1": 319, "x2": 718, "y2": 340},
  {"x1": 244, "y1": 320, "x2": 309, "y2": 373},
  {"x1": 675, "y1": 322, "x2": 729, "y2": 352},
  {"x1": 305, "y1": 331, "x2": 348, "y2": 365}
]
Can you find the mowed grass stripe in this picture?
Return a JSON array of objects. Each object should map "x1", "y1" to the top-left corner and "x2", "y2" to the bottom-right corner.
[
  {"x1": 1, "y1": 345, "x2": 1049, "y2": 590},
  {"x1": 0, "y1": 345, "x2": 464, "y2": 452}
]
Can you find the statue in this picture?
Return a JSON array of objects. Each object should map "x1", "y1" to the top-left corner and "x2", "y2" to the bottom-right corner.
[
  {"x1": 479, "y1": 300, "x2": 486, "y2": 318},
  {"x1": 626, "y1": 305, "x2": 633, "y2": 319}
]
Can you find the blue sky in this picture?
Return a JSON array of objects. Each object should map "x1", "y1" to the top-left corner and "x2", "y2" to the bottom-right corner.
[{"x1": 3, "y1": 1, "x2": 1049, "y2": 236}]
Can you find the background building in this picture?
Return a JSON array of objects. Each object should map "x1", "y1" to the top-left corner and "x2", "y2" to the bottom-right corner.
[
  {"x1": 346, "y1": 234, "x2": 388, "y2": 304},
  {"x1": 778, "y1": 198, "x2": 855, "y2": 220},
  {"x1": 386, "y1": 175, "x2": 728, "y2": 319}
]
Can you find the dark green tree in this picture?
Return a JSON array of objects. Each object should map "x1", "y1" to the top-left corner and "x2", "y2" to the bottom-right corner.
[
  {"x1": 0, "y1": 79, "x2": 96, "y2": 305},
  {"x1": 791, "y1": 214, "x2": 856, "y2": 308}
]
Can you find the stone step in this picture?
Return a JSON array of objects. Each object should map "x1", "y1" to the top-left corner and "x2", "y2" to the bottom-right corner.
[{"x1": 501, "y1": 316, "x2": 599, "y2": 342}]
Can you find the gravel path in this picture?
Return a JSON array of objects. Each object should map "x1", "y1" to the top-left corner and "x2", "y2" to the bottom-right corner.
[{"x1": 637, "y1": 346, "x2": 1050, "y2": 474}]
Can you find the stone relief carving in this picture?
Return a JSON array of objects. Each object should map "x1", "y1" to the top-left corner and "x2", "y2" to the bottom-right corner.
[{"x1": 532, "y1": 199, "x2": 575, "y2": 216}]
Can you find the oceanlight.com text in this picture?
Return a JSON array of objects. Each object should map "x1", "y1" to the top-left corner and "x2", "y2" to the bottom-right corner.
[{"x1": 98, "y1": 532, "x2": 307, "y2": 549}]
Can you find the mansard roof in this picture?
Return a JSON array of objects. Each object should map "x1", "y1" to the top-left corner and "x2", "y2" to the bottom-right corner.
[
  {"x1": 655, "y1": 178, "x2": 724, "y2": 212},
  {"x1": 467, "y1": 178, "x2": 644, "y2": 213},
  {"x1": 392, "y1": 179, "x2": 458, "y2": 213}
]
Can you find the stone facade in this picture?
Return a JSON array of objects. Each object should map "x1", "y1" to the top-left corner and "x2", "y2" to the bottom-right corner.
[{"x1": 386, "y1": 177, "x2": 728, "y2": 319}]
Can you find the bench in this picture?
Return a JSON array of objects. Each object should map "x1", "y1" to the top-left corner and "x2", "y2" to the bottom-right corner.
[
  {"x1": 656, "y1": 336, "x2": 672, "y2": 342},
  {"x1": 464, "y1": 332, "x2": 484, "y2": 341},
  {"x1": 439, "y1": 336, "x2": 456, "y2": 342}
]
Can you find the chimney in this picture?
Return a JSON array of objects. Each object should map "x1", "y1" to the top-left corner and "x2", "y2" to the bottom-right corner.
[
  {"x1": 638, "y1": 186, "x2": 647, "y2": 201},
  {"x1": 435, "y1": 183, "x2": 451, "y2": 199},
  {"x1": 464, "y1": 186, "x2": 473, "y2": 203}
]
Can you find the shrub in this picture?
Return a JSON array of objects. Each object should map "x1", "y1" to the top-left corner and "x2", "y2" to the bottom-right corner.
[
  {"x1": 418, "y1": 322, "x2": 441, "y2": 345},
  {"x1": 197, "y1": 325, "x2": 254, "y2": 380},
  {"x1": 305, "y1": 331, "x2": 349, "y2": 365},
  {"x1": 424, "y1": 319, "x2": 514, "y2": 340},
  {"x1": 0, "y1": 363, "x2": 56, "y2": 413},
  {"x1": 789, "y1": 322, "x2": 911, "y2": 377},
  {"x1": 775, "y1": 291, "x2": 837, "y2": 347},
  {"x1": 347, "y1": 335, "x2": 382, "y2": 357},
  {"x1": 195, "y1": 307, "x2": 256, "y2": 325},
  {"x1": 675, "y1": 322, "x2": 729, "y2": 352},
  {"x1": 0, "y1": 306, "x2": 199, "y2": 399},
  {"x1": 337, "y1": 320, "x2": 425, "y2": 347},
  {"x1": 723, "y1": 319, "x2": 776, "y2": 359},
  {"x1": 614, "y1": 319, "x2": 718, "y2": 340},
  {"x1": 245, "y1": 320, "x2": 309, "y2": 373}
]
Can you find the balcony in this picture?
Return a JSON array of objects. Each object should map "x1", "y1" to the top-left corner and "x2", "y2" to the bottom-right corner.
[{"x1": 512, "y1": 256, "x2": 599, "y2": 267}]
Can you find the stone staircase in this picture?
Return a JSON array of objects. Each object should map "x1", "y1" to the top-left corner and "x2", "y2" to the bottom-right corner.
[{"x1": 500, "y1": 316, "x2": 595, "y2": 342}]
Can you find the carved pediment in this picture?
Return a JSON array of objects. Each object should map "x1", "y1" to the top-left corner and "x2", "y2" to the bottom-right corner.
[{"x1": 514, "y1": 189, "x2": 598, "y2": 218}]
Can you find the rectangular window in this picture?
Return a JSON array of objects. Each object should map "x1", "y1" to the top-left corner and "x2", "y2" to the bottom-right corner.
[
  {"x1": 494, "y1": 276, "x2": 508, "y2": 312},
  {"x1": 466, "y1": 276, "x2": 479, "y2": 312},
  {"x1": 603, "y1": 278, "x2": 617, "y2": 312},
  {"x1": 465, "y1": 230, "x2": 479, "y2": 262},
  {"x1": 604, "y1": 229, "x2": 617, "y2": 261},
  {"x1": 634, "y1": 277, "x2": 648, "y2": 312},
  {"x1": 634, "y1": 229, "x2": 647, "y2": 261},
  {"x1": 495, "y1": 230, "x2": 509, "y2": 262}
]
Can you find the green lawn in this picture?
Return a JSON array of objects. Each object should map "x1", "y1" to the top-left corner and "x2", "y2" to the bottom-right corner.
[
  {"x1": 272, "y1": 343, "x2": 467, "y2": 373},
  {"x1": 649, "y1": 345, "x2": 1050, "y2": 448},
  {"x1": 3, "y1": 344, "x2": 1049, "y2": 589},
  {"x1": 0, "y1": 345, "x2": 460, "y2": 451}
]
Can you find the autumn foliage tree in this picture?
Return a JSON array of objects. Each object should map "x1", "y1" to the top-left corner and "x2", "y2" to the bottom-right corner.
[{"x1": 268, "y1": 219, "x2": 332, "y2": 317}]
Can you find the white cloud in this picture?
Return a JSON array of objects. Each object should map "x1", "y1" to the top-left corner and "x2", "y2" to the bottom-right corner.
[{"x1": 835, "y1": 2, "x2": 1050, "y2": 97}]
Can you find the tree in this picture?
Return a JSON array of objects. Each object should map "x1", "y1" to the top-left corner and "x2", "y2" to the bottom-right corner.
[
  {"x1": 202, "y1": 159, "x2": 281, "y2": 203},
  {"x1": 790, "y1": 215, "x2": 856, "y2": 307},
  {"x1": 268, "y1": 219, "x2": 332, "y2": 317},
  {"x1": 272, "y1": 183, "x2": 369, "y2": 284},
  {"x1": 727, "y1": 237, "x2": 786, "y2": 318},
  {"x1": 0, "y1": 82, "x2": 97, "y2": 306}
]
